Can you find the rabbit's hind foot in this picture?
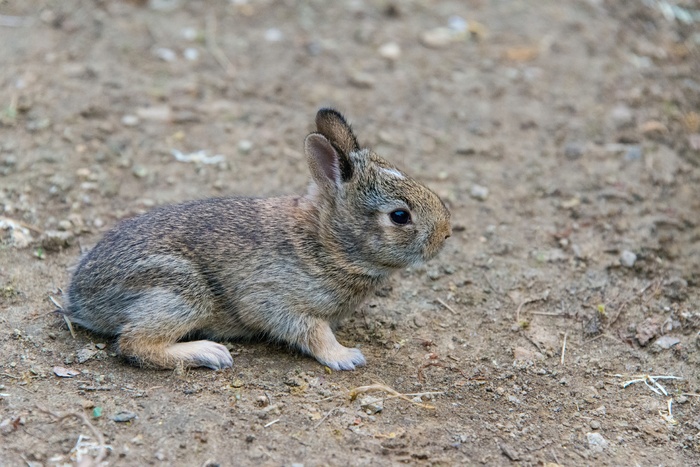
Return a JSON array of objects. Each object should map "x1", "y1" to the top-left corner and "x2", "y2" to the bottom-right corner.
[{"x1": 119, "y1": 335, "x2": 233, "y2": 370}]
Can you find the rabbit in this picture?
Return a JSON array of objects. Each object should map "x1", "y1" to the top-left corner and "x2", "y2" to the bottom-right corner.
[{"x1": 62, "y1": 108, "x2": 451, "y2": 371}]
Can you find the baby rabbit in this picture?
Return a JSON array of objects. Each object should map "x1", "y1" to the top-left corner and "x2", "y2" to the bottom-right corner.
[{"x1": 63, "y1": 109, "x2": 451, "y2": 371}]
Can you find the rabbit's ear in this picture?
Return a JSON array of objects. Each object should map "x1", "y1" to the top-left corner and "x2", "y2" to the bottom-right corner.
[
  {"x1": 315, "y1": 108, "x2": 360, "y2": 157},
  {"x1": 305, "y1": 133, "x2": 349, "y2": 190}
]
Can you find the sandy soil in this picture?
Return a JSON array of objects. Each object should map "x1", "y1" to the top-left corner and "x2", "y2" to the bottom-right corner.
[{"x1": 1, "y1": 0, "x2": 699, "y2": 465}]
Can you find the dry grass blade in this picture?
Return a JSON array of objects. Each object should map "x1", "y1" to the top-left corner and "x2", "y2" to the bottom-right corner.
[
  {"x1": 436, "y1": 298, "x2": 458, "y2": 315},
  {"x1": 37, "y1": 406, "x2": 106, "y2": 467},
  {"x1": 205, "y1": 12, "x2": 235, "y2": 76},
  {"x1": 560, "y1": 331, "x2": 568, "y2": 366},
  {"x1": 348, "y1": 383, "x2": 436, "y2": 410}
]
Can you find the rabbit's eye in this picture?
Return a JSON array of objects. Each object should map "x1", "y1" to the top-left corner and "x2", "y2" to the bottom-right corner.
[{"x1": 390, "y1": 210, "x2": 411, "y2": 225}]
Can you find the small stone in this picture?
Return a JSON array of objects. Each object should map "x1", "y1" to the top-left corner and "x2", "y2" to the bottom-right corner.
[
  {"x1": 413, "y1": 314, "x2": 428, "y2": 328},
  {"x1": 359, "y1": 396, "x2": 384, "y2": 414},
  {"x1": 153, "y1": 47, "x2": 177, "y2": 62},
  {"x1": 587, "y1": 432, "x2": 608, "y2": 452},
  {"x1": 378, "y1": 42, "x2": 401, "y2": 61},
  {"x1": 95, "y1": 343, "x2": 107, "y2": 350},
  {"x1": 57, "y1": 219, "x2": 72, "y2": 231},
  {"x1": 624, "y1": 146, "x2": 642, "y2": 161},
  {"x1": 590, "y1": 420, "x2": 601, "y2": 430},
  {"x1": 636, "y1": 317, "x2": 660, "y2": 346},
  {"x1": 653, "y1": 335, "x2": 680, "y2": 350},
  {"x1": 564, "y1": 142, "x2": 584, "y2": 159},
  {"x1": 182, "y1": 27, "x2": 198, "y2": 41},
  {"x1": 183, "y1": 47, "x2": 199, "y2": 61},
  {"x1": 53, "y1": 366, "x2": 79, "y2": 378},
  {"x1": 76, "y1": 347, "x2": 97, "y2": 364},
  {"x1": 513, "y1": 346, "x2": 544, "y2": 363},
  {"x1": 121, "y1": 115, "x2": 139, "y2": 127},
  {"x1": 112, "y1": 411, "x2": 137, "y2": 423},
  {"x1": 348, "y1": 71, "x2": 375, "y2": 89},
  {"x1": 40, "y1": 230, "x2": 75, "y2": 251},
  {"x1": 238, "y1": 140, "x2": 253, "y2": 154},
  {"x1": 499, "y1": 441, "x2": 520, "y2": 461},
  {"x1": 155, "y1": 450, "x2": 166, "y2": 461},
  {"x1": 470, "y1": 184, "x2": 489, "y2": 201},
  {"x1": 264, "y1": 28, "x2": 283, "y2": 42},
  {"x1": 610, "y1": 104, "x2": 634, "y2": 129},
  {"x1": 426, "y1": 268, "x2": 442, "y2": 280},
  {"x1": 132, "y1": 165, "x2": 148, "y2": 178},
  {"x1": 676, "y1": 395, "x2": 688, "y2": 404},
  {"x1": 620, "y1": 250, "x2": 637, "y2": 268},
  {"x1": 420, "y1": 27, "x2": 454, "y2": 49},
  {"x1": 136, "y1": 106, "x2": 172, "y2": 122}
]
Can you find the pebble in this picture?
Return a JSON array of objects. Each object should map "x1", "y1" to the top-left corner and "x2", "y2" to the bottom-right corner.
[
  {"x1": 610, "y1": 104, "x2": 634, "y2": 129},
  {"x1": 121, "y1": 115, "x2": 139, "y2": 127},
  {"x1": 653, "y1": 335, "x2": 680, "y2": 350},
  {"x1": 426, "y1": 268, "x2": 442, "y2": 280},
  {"x1": 153, "y1": 47, "x2": 177, "y2": 62},
  {"x1": 112, "y1": 411, "x2": 137, "y2": 423},
  {"x1": 264, "y1": 28, "x2": 283, "y2": 42},
  {"x1": 470, "y1": 184, "x2": 489, "y2": 201},
  {"x1": 359, "y1": 396, "x2": 384, "y2": 414},
  {"x1": 53, "y1": 366, "x2": 79, "y2": 378},
  {"x1": 136, "y1": 106, "x2": 172, "y2": 122},
  {"x1": 586, "y1": 432, "x2": 609, "y2": 452},
  {"x1": 238, "y1": 140, "x2": 253, "y2": 154},
  {"x1": 181, "y1": 27, "x2": 198, "y2": 41},
  {"x1": 184, "y1": 47, "x2": 199, "y2": 61},
  {"x1": 564, "y1": 142, "x2": 584, "y2": 159},
  {"x1": 419, "y1": 27, "x2": 454, "y2": 49},
  {"x1": 40, "y1": 230, "x2": 75, "y2": 251},
  {"x1": 76, "y1": 347, "x2": 97, "y2": 364},
  {"x1": 132, "y1": 165, "x2": 148, "y2": 178},
  {"x1": 624, "y1": 145, "x2": 642, "y2": 161},
  {"x1": 378, "y1": 42, "x2": 401, "y2": 61},
  {"x1": 57, "y1": 219, "x2": 72, "y2": 231},
  {"x1": 590, "y1": 420, "x2": 601, "y2": 430},
  {"x1": 348, "y1": 71, "x2": 375, "y2": 89},
  {"x1": 619, "y1": 250, "x2": 637, "y2": 268}
]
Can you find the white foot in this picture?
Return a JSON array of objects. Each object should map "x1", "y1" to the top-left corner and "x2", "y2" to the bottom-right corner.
[{"x1": 166, "y1": 340, "x2": 233, "y2": 370}]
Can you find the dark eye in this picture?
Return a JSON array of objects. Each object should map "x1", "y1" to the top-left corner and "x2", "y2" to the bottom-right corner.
[{"x1": 390, "y1": 210, "x2": 411, "y2": 225}]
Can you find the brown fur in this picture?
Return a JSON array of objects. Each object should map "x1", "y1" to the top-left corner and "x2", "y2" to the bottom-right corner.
[{"x1": 63, "y1": 109, "x2": 451, "y2": 370}]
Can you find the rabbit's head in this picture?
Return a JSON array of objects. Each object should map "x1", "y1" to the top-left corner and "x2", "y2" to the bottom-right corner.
[{"x1": 304, "y1": 109, "x2": 451, "y2": 272}]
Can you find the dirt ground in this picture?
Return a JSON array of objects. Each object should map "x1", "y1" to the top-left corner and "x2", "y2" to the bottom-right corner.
[{"x1": 1, "y1": 0, "x2": 699, "y2": 465}]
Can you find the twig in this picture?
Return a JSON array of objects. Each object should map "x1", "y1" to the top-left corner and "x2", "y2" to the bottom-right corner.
[
  {"x1": 436, "y1": 298, "x2": 458, "y2": 315},
  {"x1": 313, "y1": 405, "x2": 341, "y2": 430},
  {"x1": 531, "y1": 311, "x2": 563, "y2": 316},
  {"x1": 37, "y1": 406, "x2": 106, "y2": 467},
  {"x1": 514, "y1": 290, "x2": 550, "y2": 322},
  {"x1": 560, "y1": 332, "x2": 568, "y2": 365},
  {"x1": 205, "y1": 12, "x2": 235, "y2": 76},
  {"x1": 263, "y1": 418, "x2": 280, "y2": 428},
  {"x1": 349, "y1": 383, "x2": 435, "y2": 410}
]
